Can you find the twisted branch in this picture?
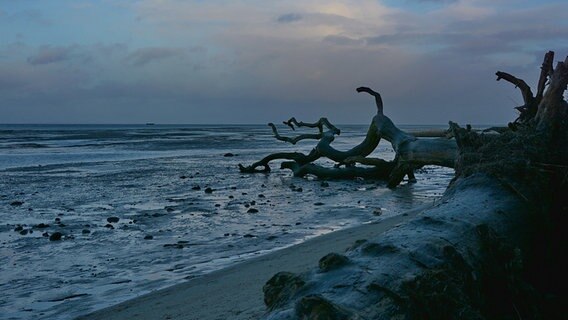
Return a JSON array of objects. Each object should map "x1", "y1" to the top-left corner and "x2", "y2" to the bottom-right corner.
[
  {"x1": 268, "y1": 123, "x2": 322, "y2": 145},
  {"x1": 282, "y1": 117, "x2": 340, "y2": 135}
]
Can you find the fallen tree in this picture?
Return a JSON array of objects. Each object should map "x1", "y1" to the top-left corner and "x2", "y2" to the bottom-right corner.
[
  {"x1": 239, "y1": 87, "x2": 457, "y2": 188},
  {"x1": 260, "y1": 52, "x2": 568, "y2": 319}
]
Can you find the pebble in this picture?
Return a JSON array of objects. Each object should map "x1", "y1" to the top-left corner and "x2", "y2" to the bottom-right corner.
[
  {"x1": 34, "y1": 223, "x2": 49, "y2": 229},
  {"x1": 247, "y1": 208, "x2": 259, "y2": 213},
  {"x1": 104, "y1": 224, "x2": 115, "y2": 229},
  {"x1": 314, "y1": 202, "x2": 324, "y2": 206},
  {"x1": 204, "y1": 187, "x2": 213, "y2": 194},
  {"x1": 373, "y1": 209, "x2": 383, "y2": 216},
  {"x1": 320, "y1": 181, "x2": 329, "y2": 187},
  {"x1": 10, "y1": 201, "x2": 24, "y2": 206},
  {"x1": 223, "y1": 153, "x2": 235, "y2": 157},
  {"x1": 19, "y1": 229, "x2": 29, "y2": 235},
  {"x1": 179, "y1": 175, "x2": 188, "y2": 179},
  {"x1": 144, "y1": 235, "x2": 153, "y2": 240},
  {"x1": 243, "y1": 234, "x2": 256, "y2": 238},
  {"x1": 192, "y1": 186, "x2": 201, "y2": 190},
  {"x1": 258, "y1": 194, "x2": 265, "y2": 198},
  {"x1": 82, "y1": 229, "x2": 91, "y2": 234},
  {"x1": 49, "y1": 232, "x2": 63, "y2": 241},
  {"x1": 107, "y1": 217, "x2": 120, "y2": 223},
  {"x1": 14, "y1": 226, "x2": 24, "y2": 232}
]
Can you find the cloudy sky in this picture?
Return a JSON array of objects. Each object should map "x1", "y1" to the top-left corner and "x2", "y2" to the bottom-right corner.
[{"x1": 1, "y1": 0, "x2": 567, "y2": 124}]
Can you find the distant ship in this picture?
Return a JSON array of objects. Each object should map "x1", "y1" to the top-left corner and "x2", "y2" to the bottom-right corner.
[{"x1": 146, "y1": 123, "x2": 155, "y2": 126}]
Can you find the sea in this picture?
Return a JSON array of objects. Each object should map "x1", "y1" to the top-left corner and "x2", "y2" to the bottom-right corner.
[{"x1": 0, "y1": 124, "x2": 454, "y2": 320}]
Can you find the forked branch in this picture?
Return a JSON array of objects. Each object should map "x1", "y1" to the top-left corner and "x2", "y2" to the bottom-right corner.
[{"x1": 268, "y1": 123, "x2": 322, "y2": 145}]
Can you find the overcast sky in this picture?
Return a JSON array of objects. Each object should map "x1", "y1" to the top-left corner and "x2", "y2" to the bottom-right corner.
[{"x1": 1, "y1": 0, "x2": 567, "y2": 125}]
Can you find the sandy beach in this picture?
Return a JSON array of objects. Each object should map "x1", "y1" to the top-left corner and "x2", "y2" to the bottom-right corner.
[{"x1": 77, "y1": 208, "x2": 421, "y2": 320}]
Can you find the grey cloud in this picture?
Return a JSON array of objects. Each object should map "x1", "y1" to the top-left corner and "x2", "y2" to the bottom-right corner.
[
  {"x1": 5, "y1": 9, "x2": 52, "y2": 26},
  {"x1": 125, "y1": 47, "x2": 183, "y2": 66},
  {"x1": 277, "y1": 13, "x2": 302, "y2": 23},
  {"x1": 323, "y1": 35, "x2": 364, "y2": 46},
  {"x1": 27, "y1": 46, "x2": 75, "y2": 65}
]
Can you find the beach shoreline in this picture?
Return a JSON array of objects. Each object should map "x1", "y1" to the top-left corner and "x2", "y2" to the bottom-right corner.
[{"x1": 76, "y1": 206, "x2": 425, "y2": 320}]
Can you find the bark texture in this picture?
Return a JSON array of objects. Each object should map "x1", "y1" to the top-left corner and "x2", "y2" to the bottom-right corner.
[{"x1": 261, "y1": 51, "x2": 568, "y2": 319}]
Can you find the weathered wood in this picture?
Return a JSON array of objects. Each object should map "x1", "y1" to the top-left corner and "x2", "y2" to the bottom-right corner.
[{"x1": 239, "y1": 87, "x2": 458, "y2": 187}]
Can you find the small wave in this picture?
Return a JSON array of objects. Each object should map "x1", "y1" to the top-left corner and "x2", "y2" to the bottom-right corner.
[{"x1": 1, "y1": 143, "x2": 50, "y2": 149}]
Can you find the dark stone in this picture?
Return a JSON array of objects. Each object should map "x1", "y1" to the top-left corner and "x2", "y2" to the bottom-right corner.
[
  {"x1": 192, "y1": 185, "x2": 201, "y2": 190},
  {"x1": 104, "y1": 224, "x2": 115, "y2": 229},
  {"x1": 49, "y1": 232, "x2": 63, "y2": 241},
  {"x1": 224, "y1": 153, "x2": 235, "y2": 157},
  {"x1": 144, "y1": 235, "x2": 153, "y2": 240},
  {"x1": 19, "y1": 229, "x2": 29, "y2": 235},
  {"x1": 247, "y1": 208, "x2": 259, "y2": 213},
  {"x1": 34, "y1": 223, "x2": 49, "y2": 229},
  {"x1": 166, "y1": 207, "x2": 175, "y2": 212},
  {"x1": 229, "y1": 195, "x2": 234, "y2": 199},
  {"x1": 373, "y1": 209, "x2": 383, "y2": 216},
  {"x1": 10, "y1": 201, "x2": 24, "y2": 206},
  {"x1": 295, "y1": 295, "x2": 351, "y2": 320},
  {"x1": 320, "y1": 181, "x2": 330, "y2": 187},
  {"x1": 318, "y1": 253, "x2": 350, "y2": 272},
  {"x1": 204, "y1": 187, "x2": 213, "y2": 194},
  {"x1": 82, "y1": 229, "x2": 91, "y2": 234},
  {"x1": 224, "y1": 233, "x2": 230, "y2": 236},
  {"x1": 250, "y1": 200, "x2": 256, "y2": 205},
  {"x1": 362, "y1": 242, "x2": 399, "y2": 256},
  {"x1": 214, "y1": 204, "x2": 221, "y2": 207},
  {"x1": 107, "y1": 217, "x2": 120, "y2": 223},
  {"x1": 314, "y1": 202, "x2": 324, "y2": 206},
  {"x1": 179, "y1": 175, "x2": 188, "y2": 179},
  {"x1": 14, "y1": 226, "x2": 24, "y2": 232},
  {"x1": 42, "y1": 232, "x2": 49, "y2": 237},
  {"x1": 258, "y1": 194, "x2": 266, "y2": 198},
  {"x1": 243, "y1": 234, "x2": 256, "y2": 238},
  {"x1": 263, "y1": 272, "x2": 305, "y2": 309},
  {"x1": 295, "y1": 187, "x2": 303, "y2": 192}
]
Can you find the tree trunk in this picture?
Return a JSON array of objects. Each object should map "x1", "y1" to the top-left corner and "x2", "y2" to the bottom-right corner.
[
  {"x1": 239, "y1": 88, "x2": 457, "y2": 188},
  {"x1": 261, "y1": 51, "x2": 568, "y2": 320}
]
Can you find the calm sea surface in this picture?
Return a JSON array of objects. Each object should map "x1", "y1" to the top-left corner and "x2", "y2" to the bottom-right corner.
[{"x1": 0, "y1": 124, "x2": 453, "y2": 319}]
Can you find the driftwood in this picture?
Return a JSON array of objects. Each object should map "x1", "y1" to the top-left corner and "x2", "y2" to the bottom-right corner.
[
  {"x1": 261, "y1": 51, "x2": 568, "y2": 319},
  {"x1": 239, "y1": 87, "x2": 457, "y2": 188}
]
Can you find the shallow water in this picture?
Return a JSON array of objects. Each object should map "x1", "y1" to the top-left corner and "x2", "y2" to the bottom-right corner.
[{"x1": 0, "y1": 124, "x2": 453, "y2": 319}]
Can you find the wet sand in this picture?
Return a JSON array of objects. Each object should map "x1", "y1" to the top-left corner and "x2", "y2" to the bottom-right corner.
[{"x1": 77, "y1": 208, "x2": 422, "y2": 320}]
